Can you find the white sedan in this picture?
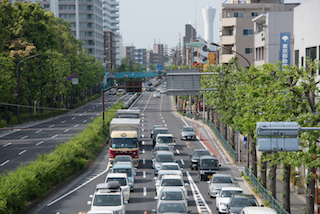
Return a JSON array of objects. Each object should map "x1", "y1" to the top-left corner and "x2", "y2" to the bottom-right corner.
[
  {"x1": 153, "y1": 92, "x2": 161, "y2": 98},
  {"x1": 215, "y1": 187, "x2": 243, "y2": 213}
]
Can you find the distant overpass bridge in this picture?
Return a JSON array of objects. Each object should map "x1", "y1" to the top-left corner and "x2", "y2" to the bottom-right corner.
[{"x1": 102, "y1": 70, "x2": 166, "y2": 89}]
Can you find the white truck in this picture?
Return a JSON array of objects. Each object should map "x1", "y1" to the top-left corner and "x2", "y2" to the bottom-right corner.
[{"x1": 108, "y1": 118, "x2": 141, "y2": 167}]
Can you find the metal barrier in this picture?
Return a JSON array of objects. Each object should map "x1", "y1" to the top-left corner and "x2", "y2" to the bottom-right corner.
[{"x1": 245, "y1": 166, "x2": 290, "y2": 214}]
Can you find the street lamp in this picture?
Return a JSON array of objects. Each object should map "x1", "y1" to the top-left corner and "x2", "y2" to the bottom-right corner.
[
  {"x1": 16, "y1": 53, "x2": 40, "y2": 120},
  {"x1": 211, "y1": 42, "x2": 251, "y2": 67}
]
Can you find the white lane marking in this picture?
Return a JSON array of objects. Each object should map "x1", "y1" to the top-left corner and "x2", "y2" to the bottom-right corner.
[
  {"x1": 64, "y1": 129, "x2": 70, "y2": 133},
  {"x1": 51, "y1": 134, "x2": 58, "y2": 138},
  {"x1": 142, "y1": 116, "x2": 144, "y2": 119},
  {"x1": 162, "y1": 120, "x2": 165, "y2": 123},
  {"x1": 79, "y1": 114, "x2": 83, "y2": 116},
  {"x1": 143, "y1": 187, "x2": 147, "y2": 196},
  {"x1": 18, "y1": 150, "x2": 27, "y2": 155},
  {"x1": 84, "y1": 111, "x2": 87, "y2": 114},
  {"x1": 0, "y1": 160, "x2": 9, "y2": 166},
  {"x1": 141, "y1": 124, "x2": 144, "y2": 127},
  {"x1": 142, "y1": 128, "x2": 144, "y2": 132},
  {"x1": 49, "y1": 125, "x2": 55, "y2": 128},
  {"x1": 35, "y1": 130, "x2": 42, "y2": 133},
  {"x1": 21, "y1": 135, "x2": 28, "y2": 140},
  {"x1": 161, "y1": 117, "x2": 163, "y2": 119},
  {"x1": 83, "y1": 120, "x2": 87, "y2": 123},
  {"x1": 176, "y1": 149, "x2": 180, "y2": 155},
  {"x1": 186, "y1": 171, "x2": 212, "y2": 214},
  {"x1": 36, "y1": 141, "x2": 44, "y2": 146},
  {"x1": 165, "y1": 124, "x2": 167, "y2": 127},
  {"x1": 159, "y1": 114, "x2": 162, "y2": 116},
  {"x1": 142, "y1": 149, "x2": 145, "y2": 154},
  {"x1": 143, "y1": 159, "x2": 145, "y2": 164},
  {"x1": 3, "y1": 142, "x2": 11, "y2": 147},
  {"x1": 142, "y1": 141, "x2": 145, "y2": 145},
  {"x1": 47, "y1": 164, "x2": 110, "y2": 206},
  {"x1": 74, "y1": 124, "x2": 79, "y2": 127},
  {"x1": 71, "y1": 117, "x2": 76, "y2": 120},
  {"x1": 91, "y1": 116, "x2": 94, "y2": 119},
  {"x1": 180, "y1": 159, "x2": 185, "y2": 165},
  {"x1": 61, "y1": 120, "x2": 66, "y2": 124},
  {"x1": 142, "y1": 134, "x2": 144, "y2": 138},
  {"x1": 96, "y1": 113, "x2": 100, "y2": 116},
  {"x1": 143, "y1": 171, "x2": 146, "y2": 178},
  {"x1": 142, "y1": 113, "x2": 144, "y2": 116}
]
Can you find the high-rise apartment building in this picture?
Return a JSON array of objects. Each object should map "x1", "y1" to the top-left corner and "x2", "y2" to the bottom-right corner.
[
  {"x1": 219, "y1": 0, "x2": 297, "y2": 67},
  {"x1": 102, "y1": 0, "x2": 120, "y2": 66},
  {"x1": 10, "y1": 0, "x2": 104, "y2": 61},
  {"x1": 135, "y1": 48, "x2": 147, "y2": 65},
  {"x1": 104, "y1": 30, "x2": 117, "y2": 71},
  {"x1": 121, "y1": 46, "x2": 135, "y2": 64},
  {"x1": 147, "y1": 44, "x2": 164, "y2": 66}
]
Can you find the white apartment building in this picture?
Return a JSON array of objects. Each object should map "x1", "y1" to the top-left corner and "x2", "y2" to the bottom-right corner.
[
  {"x1": 293, "y1": 0, "x2": 320, "y2": 71},
  {"x1": 219, "y1": 0, "x2": 298, "y2": 68},
  {"x1": 10, "y1": 0, "x2": 104, "y2": 61},
  {"x1": 252, "y1": 11, "x2": 294, "y2": 67},
  {"x1": 102, "y1": 0, "x2": 120, "y2": 66}
]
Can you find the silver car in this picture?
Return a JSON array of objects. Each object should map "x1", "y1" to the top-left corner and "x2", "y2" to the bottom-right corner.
[
  {"x1": 207, "y1": 174, "x2": 237, "y2": 198},
  {"x1": 152, "y1": 200, "x2": 191, "y2": 214},
  {"x1": 154, "y1": 187, "x2": 189, "y2": 207},
  {"x1": 180, "y1": 126, "x2": 196, "y2": 140}
]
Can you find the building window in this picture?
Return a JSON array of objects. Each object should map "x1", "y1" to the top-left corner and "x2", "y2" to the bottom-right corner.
[
  {"x1": 251, "y1": 12, "x2": 259, "y2": 17},
  {"x1": 245, "y1": 48, "x2": 253, "y2": 55},
  {"x1": 227, "y1": 12, "x2": 230, "y2": 18},
  {"x1": 234, "y1": 11, "x2": 244, "y2": 17},
  {"x1": 295, "y1": 50, "x2": 299, "y2": 66},
  {"x1": 243, "y1": 29, "x2": 253, "y2": 36}
]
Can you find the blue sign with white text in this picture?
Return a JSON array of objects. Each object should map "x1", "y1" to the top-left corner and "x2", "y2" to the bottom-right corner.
[
  {"x1": 280, "y1": 33, "x2": 290, "y2": 69},
  {"x1": 157, "y1": 65, "x2": 163, "y2": 70}
]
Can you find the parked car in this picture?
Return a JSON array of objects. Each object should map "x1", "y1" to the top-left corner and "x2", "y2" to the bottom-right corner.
[
  {"x1": 113, "y1": 155, "x2": 134, "y2": 166},
  {"x1": 226, "y1": 194, "x2": 260, "y2": 214},
  {"x1": 215, "y1": 187, "x2": 243, "y2": 213},
  {"x1": 111, "y1": 162, "x2": 136, "y2": 191},
  {"x1": 207, "y1": 174, "x2": 237, "y2": 198},
  {"x1": 239, "y1": 207, "x2": 277, "y2": 214},
  {"x1": 153, "y1": 92, "x2": 161, "y2": 98},
  {"x1": 152, "y1": 151, "x2": 177, "y2": 175},
  {"x1": 105, "y1": 173, "x2": 130, "y2": 202},
  {"x1": 152, "y1": 127, "x2": 169, "y2": 147},
  {"x1": 155, "y1": 134, "x2": 175, "y2": 152},
  {"x1": 152, "y1": 200, "x2": 191, "y2": 214},
  {"x1": 87, "y1": 181, "x2": 127, "y2": 214},
  {"x1": 155, "y1": 174, "x2": 189, "y2": 197},
  {"x1": 198, "y1": 155, "x2": 220, "y2": 181},
  {"x1": 150, "y1": 125, "x2": 163, "y2": 138},
  {"x1": 180, "y1": 126, "x2": 196, "y2": 140},
  {"x1": 155, "y1": 187, "x2": 189, "y2": 207},
  {"x1": 152, "y1": 144, "x2": 170, "y2": 157},
  {"x1": 189, "y1": 149, "x2": 212, "y2": 170}
]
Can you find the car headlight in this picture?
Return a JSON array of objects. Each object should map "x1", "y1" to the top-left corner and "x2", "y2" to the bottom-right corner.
[
  {"x1": 123, "y1": 187, "x2": 129, "y2": 192},
  {"x1": 199, "y1": 170, "x2": 204, "y2": 174},
  {"x1": 191, "y1": 159, "x2": 198, "y2": 163},
  {"x1": 155, "y1": 163, "x2": 160, "y2": 168}
]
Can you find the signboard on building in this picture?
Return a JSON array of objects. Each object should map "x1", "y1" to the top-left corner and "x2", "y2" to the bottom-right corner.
[
  {"x1": 280, "y1": 33, "x2": 290, "y2": 69},
  {"x1": 208, "y1": 52, "x2": 217, "y2": 65}
]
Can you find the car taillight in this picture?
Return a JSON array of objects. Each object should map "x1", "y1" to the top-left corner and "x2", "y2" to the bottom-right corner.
[{"x1": 109, "y1": 150, "x2": 116, "y2": 158}]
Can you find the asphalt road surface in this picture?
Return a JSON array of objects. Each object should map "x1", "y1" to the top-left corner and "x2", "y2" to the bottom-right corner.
[{"x1": 24, "y1": 85, "x2": 252, "y2": 214}]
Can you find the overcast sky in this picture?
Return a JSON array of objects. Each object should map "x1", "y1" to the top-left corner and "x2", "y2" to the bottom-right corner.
[{"x1": 119, "y1": 0, "x2": 309, "y2": 50}]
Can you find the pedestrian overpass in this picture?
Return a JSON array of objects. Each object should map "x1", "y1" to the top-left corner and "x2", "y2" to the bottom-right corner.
[{"x1": 102, "y1": 70, "x2": 166, "y2": 89}]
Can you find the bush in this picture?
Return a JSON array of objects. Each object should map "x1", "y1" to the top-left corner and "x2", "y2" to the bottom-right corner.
[
  {"x1": 0, "y1": 101, "x2": 124, "y2": 214},
  {"x1": 0, "y1": 119, "x2": 7, "y2": 128}
]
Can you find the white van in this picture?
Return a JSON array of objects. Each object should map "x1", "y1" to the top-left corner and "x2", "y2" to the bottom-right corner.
[
  {"x1": 105, "y1": 173, "x2": 130, "y2": 202},
  {"x1": 155, "y1": 134, "x2": 175, "y2": 152}
]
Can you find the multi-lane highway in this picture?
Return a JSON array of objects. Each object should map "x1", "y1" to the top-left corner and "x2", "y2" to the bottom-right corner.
[
  {"x1": 22, "y1": 83, "x2": 252, "y2": 214},
  {"x1": 0, "y1": 93, "x2": 132, "y2": 174}
]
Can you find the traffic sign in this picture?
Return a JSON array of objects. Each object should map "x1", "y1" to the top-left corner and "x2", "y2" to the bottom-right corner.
[
  {"x1": 157, "y1": 65, "x2": 163, "y2": 70},
  {"x1": 72, "y1": 73, "x2": 78, "y2": 78},
  {"x1": 72, "y1": 78, "x2": 79, "y2": 85},
  {"x1": 192, "y1": 42, "x2": 202, "y2": 47},
  {"x1": 184, "y1": 42, "x2": 190, "y2": 47},
  {"x1": 67, "y1": 76, "x2": 72, "y2": 81}
]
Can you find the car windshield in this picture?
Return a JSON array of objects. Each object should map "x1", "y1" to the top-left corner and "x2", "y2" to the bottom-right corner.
[
  {"x1": 230, "y1": 198, "x2": 258, "y2": 207},
  {"x1": 155, "y1": 146, "x2": 170, "y2": 152},
  {"x1": 183, "y1": 127, "x2": 194, "y2": 132},
  {"x1": 161, "y1": 165, "x2": 180, "y2": 170},
  {"x1": 111, "y1": 138, "x2": 138, "y2": 149},
  {"x1": 106, "y1": 177, "x2": 127, "y2": 186},
  {"x1": 201, "y1": 159, "x2": 219, "y2": 167},
  {"x1": 156, "y1": 154, "x2": 174, "y2": 162},
  {"x1": 161, "y1": 178, "x2": 183, "y2": 186},
  {"x1": 114, "y1": 157, "x2": 132, "y2": 163},
  {"x1": 160, "y1": 191, "x2": 184, "y2": 200},
  {"x1": 211, "y1": 176, "x2": 233, "y2": 183},
  {"x1": 113, "y1": 168, "x2": 132, "y2": 177},
  {"x1": 159, "y1": 203, "x2": 186, "y2": 213},
  {"x1": 158, "y1": 137, "x2": 173, "y2": 144},
  {"x1": 155, "y1": 130, "x2": 169, "y2": 135},
  {"x1": 220, "y1": 190, "x2": 243, "y2": 197},
  {"x1": 93, "y1": 195, "x2": 121, "y2": 206},
  {"x1": 193, "y1": 150, "x2": 211, "y2": 157}
]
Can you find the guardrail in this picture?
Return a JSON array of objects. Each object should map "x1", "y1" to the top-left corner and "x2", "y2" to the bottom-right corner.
[
  {"x1": 245, "y1": 166, "x2": 290, "y2": 214},
  {"x1": 123, "y1": 93, "x2": 138, "y2": 108}
]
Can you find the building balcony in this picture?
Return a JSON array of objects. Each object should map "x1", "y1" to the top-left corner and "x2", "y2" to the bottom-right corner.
[
  {"x1": 221, "y1": 35, "x2": 235, "y2": 45},
  {"x1": 220, "y1": 53, "x2": 236, "y2": 64},
  {"x1": 221, "y1": 17, "x2": 237, "y2": 27}
]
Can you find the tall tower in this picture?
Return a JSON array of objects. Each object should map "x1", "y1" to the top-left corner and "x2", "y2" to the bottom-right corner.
[{"x1": 202, "y1": 6, "x2": 216, "y2": 44}]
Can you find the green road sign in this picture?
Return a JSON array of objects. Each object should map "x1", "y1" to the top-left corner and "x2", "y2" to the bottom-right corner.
[{"x1": 192, "y1": 42, "x2": 202, "y2": 47}]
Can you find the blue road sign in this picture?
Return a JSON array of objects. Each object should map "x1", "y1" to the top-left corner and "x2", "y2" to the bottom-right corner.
[
  {"x1": 72, "y1": 73, "x2": 78, "y2": 78},
  {"x1": 67, "y1": 76, "x2": 72, "y2": 81},
  {"x1": 157, "y1": 65, "x2": 163, "y2": 70}
]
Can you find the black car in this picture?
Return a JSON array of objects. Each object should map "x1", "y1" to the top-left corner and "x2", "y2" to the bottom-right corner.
[
  {"x1": 226, "y1": 194, "x2": 259, "y2": 214},
  {"x1": 198, "y1": 155, "x2": 220, "y2": 181},
  {"x1": 152, "y1": 127, "x2": 169, "y2": 147},
  {"x1": 189, "y1": 149, "x2": 212, "y2": 170}
]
